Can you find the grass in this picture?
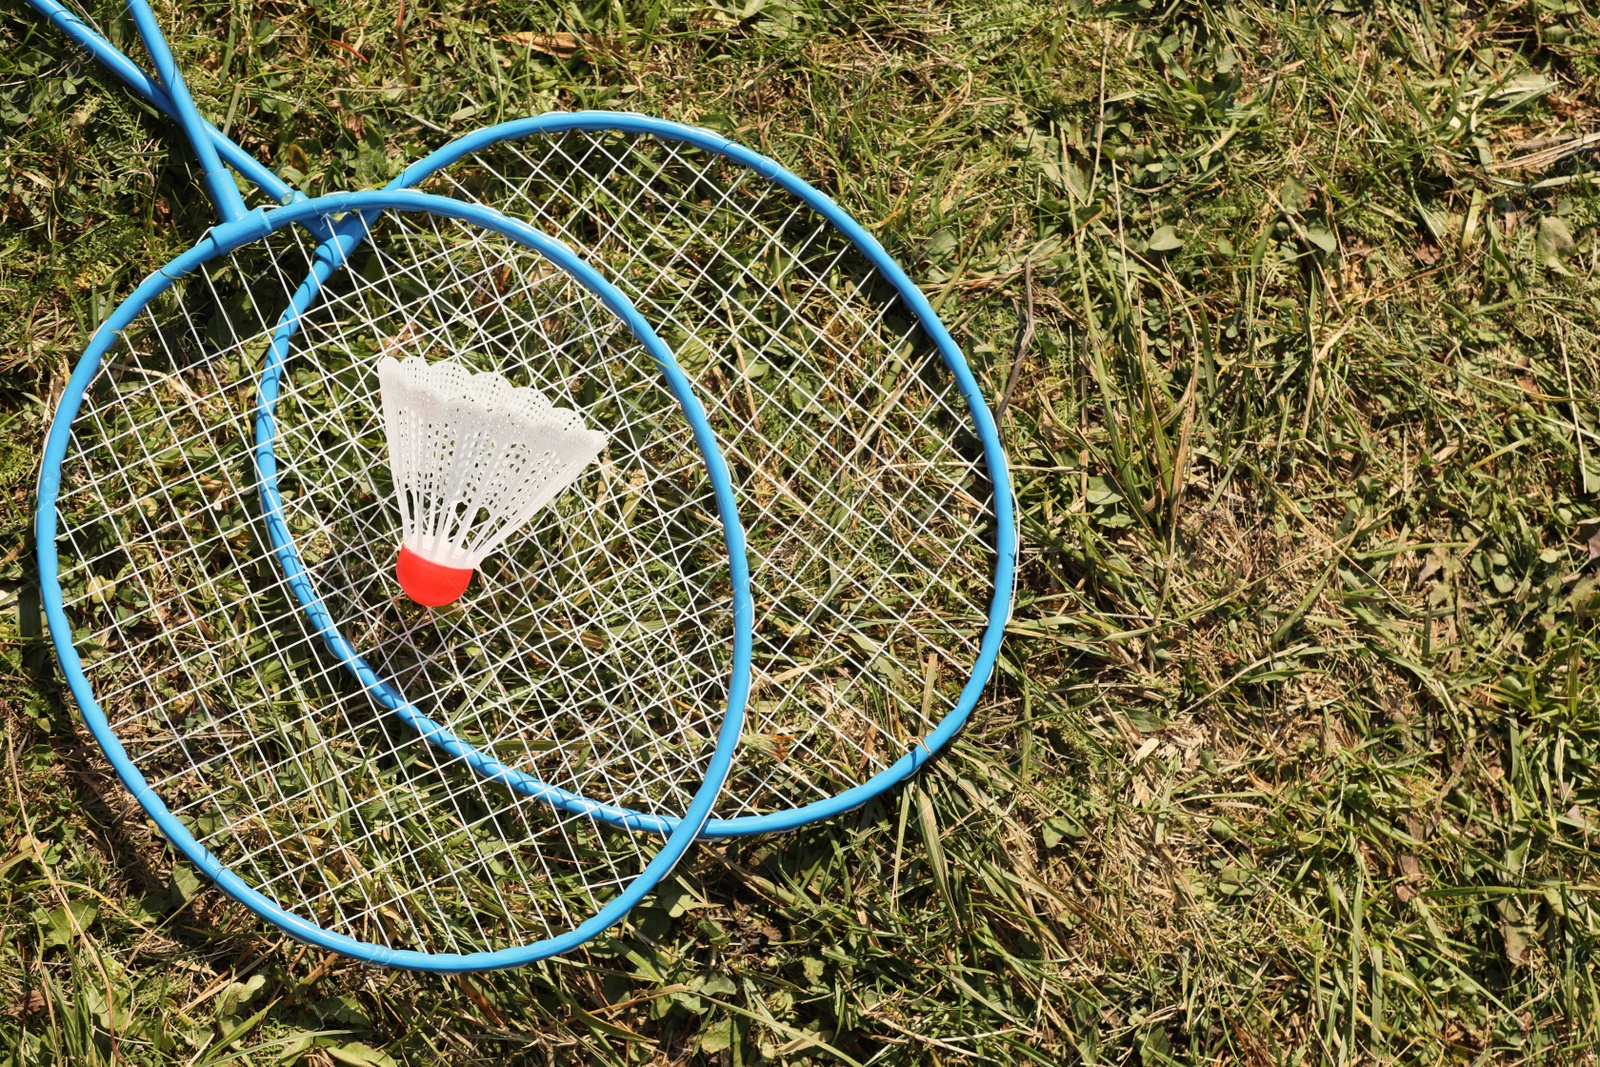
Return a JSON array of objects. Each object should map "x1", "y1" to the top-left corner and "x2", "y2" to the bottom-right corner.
[{"x1": 4, "y1": 0, "x2": 1600, "y2": 1063}]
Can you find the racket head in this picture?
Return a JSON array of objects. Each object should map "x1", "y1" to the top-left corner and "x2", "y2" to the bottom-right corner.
[
  {"x1": 392, "y1": 114, "x2": 1017, "y2": 837},
  {"x1": 35, "y1": 189, "x2": 751, "y2": 969}
]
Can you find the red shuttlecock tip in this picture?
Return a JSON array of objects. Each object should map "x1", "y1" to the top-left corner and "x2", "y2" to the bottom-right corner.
[{"x1": 396, "y1": 544, "x2": 473, "y2": 607}]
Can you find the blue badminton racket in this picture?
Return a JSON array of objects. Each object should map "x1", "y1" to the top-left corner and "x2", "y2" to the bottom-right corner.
[
  {"x1": 29, "y1": 0, "x2": 751, "y2": 970},
  {"x1": 40, "y1": 2, "x2": 1018, "y2": 839}
]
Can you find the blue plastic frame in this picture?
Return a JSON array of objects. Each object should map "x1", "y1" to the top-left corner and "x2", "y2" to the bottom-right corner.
[
  {"x1": 393, "y1": 114, "x2": 1018, "y2": 838},
  {"x1": 35, "y1": 189, "x2": 754, "y2": 971},
  {"x1": 24, "y1": 0, "x2": 1017, "y2": 837}
]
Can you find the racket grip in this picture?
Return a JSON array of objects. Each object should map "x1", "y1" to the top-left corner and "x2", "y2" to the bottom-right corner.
[{"x1": 125, "y1": 0, "x2": 251, "y2": 224}]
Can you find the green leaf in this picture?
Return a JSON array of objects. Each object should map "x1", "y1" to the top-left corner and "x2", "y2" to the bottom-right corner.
[
  {"x1": 325, "y1": 1042, "x2": 398, "y2": 1067},
  {"x1": 1280, "y1": 174, "x2": 1308, "y2": 212},
  {"x1": 1501, "y1": 918, "x2": 1533, "y2": 965},
  {"x1": 1140, "y1": 1026, "x2": 1175, "y2": 1065},
  {"x1": 676, "y1": 337, "x2": 713, "y2": 370},
  {"x1": 1537, "y1": 216, "x2": 1576, "y2": 267},
  {"x1": 81, "y1": 975, "x2": 131, "y2": 1030},
  {"x1": 700, "y1": 1019, "x2": 734, "y2": 1054},
  {"x1": 1041, "y1": 815, "x2": 1084, "y2": 848},
  {"x1": 277, "y1": 1032, "x2": 319, "y2": 1061},
  {"x1": 1489, "y1": 71, "x2": 1556, "y2": 103},
  {"x1": 668, "y1": 989, "x2": 707, "y2": 1015},
  {"x1": 1148, "y1": 225, "x2": 1183, "y2": 252},
  {"x1": 312, "y1": 994, "x2": 370, "y2": 1027},
  {"x1": 1216, "y1": 867, "x2": 1253, "y2": 897},
  {"x1": 1085, "y1": 476, "x2": 1122, "y2": 507},
  {"x1": 216, "y1": 973, "x2": 266, "y2": 1018},
  {"x1": 925, "y1": 229, "x2": 958, "y2": 263},
  {"x1": 658, "y1": 880, "x2": 699, "y2": 918},
  {"x1": 1305, "y1": 225, "x2": 1337, "y2": 253},
  {"x1": 1126, "y1": 705, "x2": 1167, "y2": 733},
  {"x1": 40, "y1": 900, "x2": 96, "y2": 948},
  {"x1": 694, "y1": 973, "x2": 738, "y2": 997},
  {"x1": 170, "y1": 863, "x2": 203, "y2": 906}
]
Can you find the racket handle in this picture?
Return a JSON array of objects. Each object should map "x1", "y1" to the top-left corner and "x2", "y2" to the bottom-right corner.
[
  {"x1": 124, "y1": 0, "x2": 249, "y2": 223},
  {"x1": 27, "y1": 0, "x2": 296, "y2": 206}
]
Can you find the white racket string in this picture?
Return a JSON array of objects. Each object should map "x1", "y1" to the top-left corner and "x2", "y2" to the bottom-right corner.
[
  {"x1": 419, "y1": 131, "x2": 998, "y2": 822},
  {"x1": 49, "y1": 208, "x2": 737, "y2": 955}
]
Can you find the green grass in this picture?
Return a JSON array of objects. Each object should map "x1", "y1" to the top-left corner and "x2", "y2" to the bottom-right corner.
[{"x1": 5, "y1": 0, "x2": 1600, "y2": 1063}]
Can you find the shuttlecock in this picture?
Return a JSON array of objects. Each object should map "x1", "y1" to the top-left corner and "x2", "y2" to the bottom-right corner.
[{"x1": 378, "y1": 355, "x2": 607, "y2": 607}]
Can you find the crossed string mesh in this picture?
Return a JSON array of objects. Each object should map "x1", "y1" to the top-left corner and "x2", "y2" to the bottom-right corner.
[
  {"x1": 49, "y1": 209, "x2": 735, "y2": 956},
  {"x1": 417, "y1": 130, "x2": 1000, "y2": 823}
]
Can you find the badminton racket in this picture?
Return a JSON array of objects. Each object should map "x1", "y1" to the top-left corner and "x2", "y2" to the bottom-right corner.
[
  {"x1": 30, "y1": 0, "x2": 752, "y2": 970},
  {"x1": 40, "y1": 5, "x2": 1018, "y2": 837}
]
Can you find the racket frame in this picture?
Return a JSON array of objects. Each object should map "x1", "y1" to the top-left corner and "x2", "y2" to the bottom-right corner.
[{"x1": 35, "y1": 187, "x2": 754, "y2": 971}]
